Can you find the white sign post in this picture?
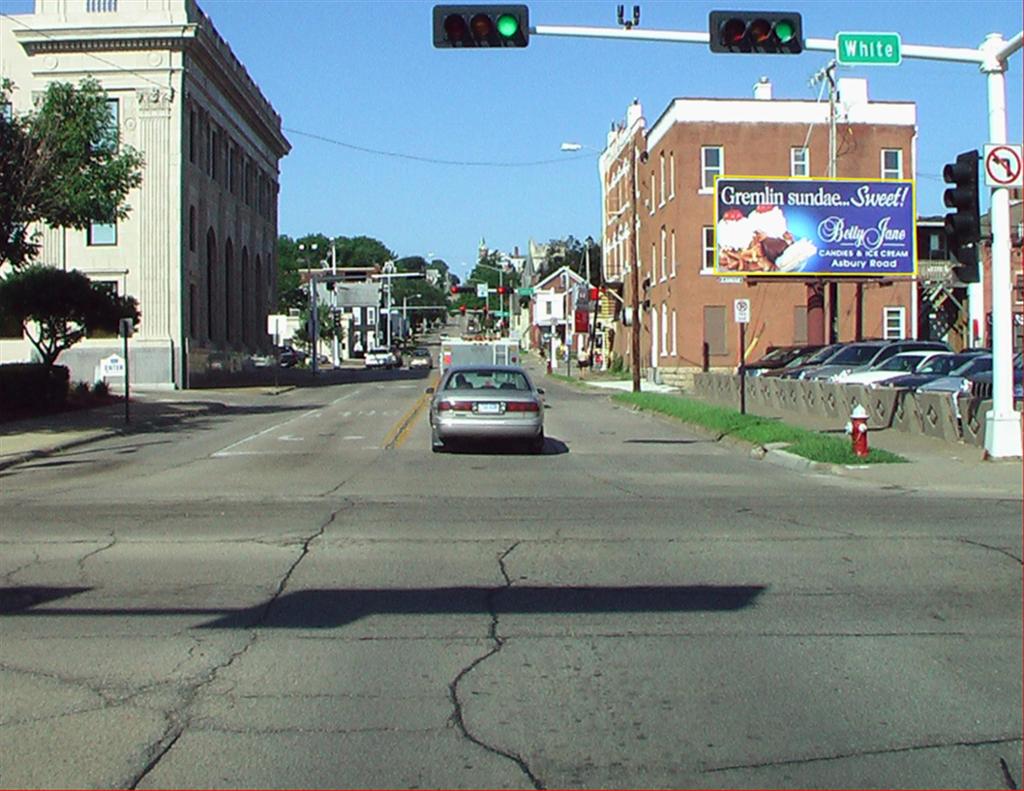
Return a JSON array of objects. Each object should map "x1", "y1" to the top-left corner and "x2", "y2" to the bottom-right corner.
[{"x1": 734, "y1": 299, "x2": 751, "y2": 414}]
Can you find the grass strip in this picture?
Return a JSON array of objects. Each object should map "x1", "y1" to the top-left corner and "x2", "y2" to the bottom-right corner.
[{"x1": 612, "y1": 391, "x2": 906, "y2": 465}]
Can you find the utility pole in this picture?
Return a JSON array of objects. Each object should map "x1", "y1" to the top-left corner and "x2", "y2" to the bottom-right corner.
[
  {"x1": 811, "y1": 60, "x2": 841, "y2": 344},
  {"x1": 330, "y1": 243, "x2": 339, "y2": 367},
  {"x1": 631, "y1": 136, "x2": 646, "y2": 393}
]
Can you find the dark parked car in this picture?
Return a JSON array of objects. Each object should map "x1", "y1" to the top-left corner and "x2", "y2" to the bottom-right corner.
[
  {"x1": 885, "y1": 352, "x2": 992, "y2": 390},
  {"x1": 774, "y1": 343, "x2": 846, "y2": 379},
  {"x1": 738, "y1": 344, "x2": 824, "y2": 376},
  {"x1": 967, "y1": 352, "x2": 1024, "y2": 401}
]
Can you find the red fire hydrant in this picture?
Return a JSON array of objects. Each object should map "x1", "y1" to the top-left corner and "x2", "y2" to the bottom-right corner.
[{"x1": 846, "y1": 404, "x2": 869, "y2": 458}]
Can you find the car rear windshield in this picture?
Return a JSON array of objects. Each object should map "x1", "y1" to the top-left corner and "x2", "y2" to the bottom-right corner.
[
  {"x1": 446, "y1": 370, "x2": 531, "y2": 391},
  {"x1": 919, "y1": 355, "x2": 967, "y2": 375},
  {"x1": 830, "y1": 345, "x2": 884, "y2": 365}
]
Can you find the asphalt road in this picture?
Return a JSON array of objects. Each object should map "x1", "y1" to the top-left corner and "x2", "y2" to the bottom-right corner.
[{"x1": 1, "y1": 364, "x2": 1021, "y2": 789}]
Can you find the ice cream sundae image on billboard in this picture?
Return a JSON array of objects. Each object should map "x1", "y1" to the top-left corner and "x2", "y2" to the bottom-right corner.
[{"x1": 717, "y1": 204, "x2": 817, "y2": 273}]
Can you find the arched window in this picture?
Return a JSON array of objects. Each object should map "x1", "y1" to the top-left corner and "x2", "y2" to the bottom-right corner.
[
  {"x1": 241, "y1": 247, "x2": 250, "y2": 346},
  {"x1": 206, "y1": 228, "x2": 217, "y2": 342},
  {"x1": 225, "y1": 239, "x2": 234, "y2": 343},
  {"x1": 254, "y1": 254, "x2": 262, "y2": 330}
]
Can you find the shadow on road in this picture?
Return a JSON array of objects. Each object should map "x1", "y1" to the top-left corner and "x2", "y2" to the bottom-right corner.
[{"x1": 0, "y1": 584, "x2": 767, "y2": 628}]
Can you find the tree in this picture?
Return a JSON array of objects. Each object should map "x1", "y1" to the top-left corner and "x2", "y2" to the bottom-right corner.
[
  {"x1": 543, "y1": 236, "x2": 602, "y2": 284},
  {"x1": 0, "y1": 78, "x2": 144, "y2": 269},
  {"x1": 276, "y1": 233, "x2": 396, "y2": 312},
  {"x1": 0, "y1": 266, "x2": 140, "y2": 366}
]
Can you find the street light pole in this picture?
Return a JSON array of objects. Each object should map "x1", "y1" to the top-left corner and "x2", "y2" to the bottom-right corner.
[{"x1": 631, "y1": 140, "x2": 645, "y2": 393}]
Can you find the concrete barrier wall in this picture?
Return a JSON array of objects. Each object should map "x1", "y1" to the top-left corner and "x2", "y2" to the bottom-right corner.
[{"x1": 693, "y1": 373, "x2": 984, "y2": 447}]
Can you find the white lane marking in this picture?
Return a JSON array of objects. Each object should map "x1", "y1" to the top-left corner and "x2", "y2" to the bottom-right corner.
[
  {"x1": 211, "y1": 389, "x2": 360, "y2": 458},
  {"x1": 278, "y1": 435, "x2": 304, "y2": 442},
  {"x1": 343, "y1": 435, "x2": 365, "y2": 440}
]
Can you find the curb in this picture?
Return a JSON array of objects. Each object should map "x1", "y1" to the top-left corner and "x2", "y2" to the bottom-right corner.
[{"x1": 0, "y1": 429, "x2": 118, "y2": 472}]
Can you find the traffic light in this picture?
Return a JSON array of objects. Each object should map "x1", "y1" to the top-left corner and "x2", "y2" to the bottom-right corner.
[
  {"x1": 709, "y1": 11, "x2": 802, "y2": 53},
  {"x1": 943, "y1": 149, "x2": 981, "y2": 284},
  {"x1": 450, "y1": 285, "x2": 474, "y2": 294},
  {"x1": 433, "y1": 5, "x2": 529, "y2": 48},
  {"x1": 496, "y1": 286, "x2": 507, "y2": 295},
  {"x1": 459, "y1": 305, "x2": 467, "y2": 315}
]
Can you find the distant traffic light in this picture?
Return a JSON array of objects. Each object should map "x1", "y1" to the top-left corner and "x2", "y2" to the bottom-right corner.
[
  {"x1": 708, "y1": 11, "x2": 802, "y2": 53},
  {"x1": 433, "y1": 5, "x2": 529, "y2": 48},
  {"x1": 450, "y1": 285, "x2": 475, "y2": 294},
  {"x1": 496, "y1": 286, "x2": 507, "y2": 295},
  {"x1": 459, "y1": 305, "x2": 467, "y2": 315},
  {"x1": 943, "y1": 149, "x2": 981, "y2": 284}
]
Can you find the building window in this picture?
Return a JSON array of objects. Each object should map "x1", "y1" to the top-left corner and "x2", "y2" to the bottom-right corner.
[
  {"x1": 670, "y1": 230, "x2": 676, "y2": 277},
  {"x1": 660, "y1": 303, "x2": 668, "y2": 356},
  {"x1": 791, "y1": 147, "x2": 809, "y2": 177},
  {"x1": 881, "y1": 149, "x2": 902, "y2": 180},
  {"x1": 88, "y1": 222, "x2": 117, "y2": 246},
  {"x1": 884, "y1": 306, "x2": 906, "y2": 339},
  {"x1": 701, "y1": 146, "x2": 723, "y2": 191},
  {"x1": 926, "y1": 230, "x2": 946, "y2": 260},
  {"x1": 660, "y1": 227, "x2": 667, "y2": 281},
  {"x1": 649, "y1": 173, "x2": 656, "y2": 214},
  {"x1": 671, "y1": 309, "x2": 678, "y2": 356},
  {"x1": 659, "y1": 153, "x2": 666, "y2": 206},
  {"x1": 702, "y1": 226, "x2": 715, "y2": 271},
  {"x1": 650, "y1": 242, "x2": 656, "y2": 283},
  {"x1": 669, "y1": 152, "x2": 675, "y2": 199},
  {"x1": 86, "y1": 0, "x2": 118, "y2": 11}
]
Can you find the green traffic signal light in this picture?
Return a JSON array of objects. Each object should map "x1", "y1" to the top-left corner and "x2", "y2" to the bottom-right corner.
[{"x1": 496, "y1": 13, "x2": 519, "y2": 38}]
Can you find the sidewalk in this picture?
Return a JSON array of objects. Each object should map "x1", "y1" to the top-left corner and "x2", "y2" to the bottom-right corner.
[{"x1": 528, "y1": 356, "x2": 1022, "y2": 498}]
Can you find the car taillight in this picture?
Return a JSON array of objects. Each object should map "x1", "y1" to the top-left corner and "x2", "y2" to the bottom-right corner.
[
  {"x1": 505, "y1": 401, "x2": 539, "y2": 412},
  {"x1": 438, "y1": 400, "x2": 474, "y2": 411}
]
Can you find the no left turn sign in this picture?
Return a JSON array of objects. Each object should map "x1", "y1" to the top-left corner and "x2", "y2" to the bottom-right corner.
[{"x1": 983, "y1": 144, "x2": 1023, "y2": 188}]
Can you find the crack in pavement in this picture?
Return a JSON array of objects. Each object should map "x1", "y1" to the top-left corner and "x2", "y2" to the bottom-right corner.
[
  {"x1": 1001, "y1": 756, "x2": 1019, "y2": 789},
  {"x1": 127, "y1": 505, "x2": 345, "y2": 789},
  {"x1": 448, "y1": 541, "x2": 543, "y2": 790},
  {"x1": 77, "y1": 531, "x2": 118, "y2": 576},
  {"x1": 702, "y1": 735, "x2": 1024, "y2": 775},
  {"x1": 956, "y1": 537, "x2": 1023, "y2": 565}
]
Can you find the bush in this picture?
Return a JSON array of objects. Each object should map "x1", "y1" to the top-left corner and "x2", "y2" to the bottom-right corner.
[
  {"x1": 92, "y1": 380, "x2": 109, "y2": 397},
  {"x1": 73, "y1": 381, "x2": 90, "y2": 397},
  {"x1": 0, "y1": 363, "x2": 69, "y2": 411}
]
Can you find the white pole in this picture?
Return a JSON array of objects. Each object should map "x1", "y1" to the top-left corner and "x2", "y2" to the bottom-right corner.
[
  {"x1": 981, "y1": 34, "x2": 1022, "y2": 458},
  {"x1": 331, "y1": 243, "x2": 339, "y2": 367}
]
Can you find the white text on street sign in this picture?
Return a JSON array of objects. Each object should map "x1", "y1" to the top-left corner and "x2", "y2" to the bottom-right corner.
[{"x1": 836, "y1": 32, "x2": 902, "y2": 66}]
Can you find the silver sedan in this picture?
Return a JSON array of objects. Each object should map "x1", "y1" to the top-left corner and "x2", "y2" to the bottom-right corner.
[{"x1": 427, "y1": 365, "x2": 545, "y2": 453}]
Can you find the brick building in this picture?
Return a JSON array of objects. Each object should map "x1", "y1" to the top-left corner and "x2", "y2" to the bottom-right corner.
[{"x1": 599, "y1": 79, "x2": 918, "y2": 386}]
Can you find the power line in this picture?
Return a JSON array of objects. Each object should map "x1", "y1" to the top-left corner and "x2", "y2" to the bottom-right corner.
[{"x1": 283, "y1": 127, "x2": 598, "y2": 168}]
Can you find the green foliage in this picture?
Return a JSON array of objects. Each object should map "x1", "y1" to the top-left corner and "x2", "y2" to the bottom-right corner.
[
  {"x1": 275, "y1": 233, "x2": 397, "y2": 312},
  {"x1": 0, "y1": 78, "x2": 144, "y2": 268},
  {"x1": 0, "y1": 363, "x2": 69, "y2": 411},
  {"x1": 0, "y1": 266, "x2": 140, "y2": 366},
  {"x1": 543, "y1": 235, "x2": 602, "y2": 284},
  {"x1": 611, "y1": 392, "x2": 906, "y2": 465},
  {"x1": 92, "y1": 380, "x2": 109, "y2": 397}
]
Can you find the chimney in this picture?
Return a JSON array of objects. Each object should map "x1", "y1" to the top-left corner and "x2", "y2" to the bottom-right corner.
[{"x1": 753, "y1": 77, "x2": 772, "y2": 100}]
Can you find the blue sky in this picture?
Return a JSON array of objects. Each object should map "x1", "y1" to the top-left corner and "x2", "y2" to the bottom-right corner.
[{"x1": 2, "y1": 0, "x2": 1021, "y2": 279}]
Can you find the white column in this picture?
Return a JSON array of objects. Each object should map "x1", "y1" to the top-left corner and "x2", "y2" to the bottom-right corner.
[{"x1": 981, "y1": 34, "x2": 1022, "y2": 458}]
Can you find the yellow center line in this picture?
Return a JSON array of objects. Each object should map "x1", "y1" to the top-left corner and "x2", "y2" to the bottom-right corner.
[{"x1": 383, "y1": 374, "x2": 440, "y2": 450}]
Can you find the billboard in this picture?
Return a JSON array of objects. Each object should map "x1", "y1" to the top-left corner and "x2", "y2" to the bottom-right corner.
[{"x1": 713, "y1": 177, "x2": 916, "y2": 277}]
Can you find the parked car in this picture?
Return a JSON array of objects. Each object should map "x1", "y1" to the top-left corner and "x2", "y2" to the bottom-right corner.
[
  {"x1": 364, "y1": 347, "x2": 395, "y2": 369},
  {"x1": 885, "y1": 352, "x2": 990, "y2": 391},
  {"x1": 738, "y1": 344, "x2": 823, "y2": 377},
  {"x1": 804, "y1": 340, "x2": 950, "y2": 381},
  {"x1": 914, "y1": 354, "x2": 993, "y2": 395},
  {"x1": 278, "y1": 347, "x2": 307, "y2": 368},
  {"x1": 773, "y1": 343, "x2": 846, "y2": 379},
  {"x1": 833, "y1": 351, "x2": 951, "y2": 386},
  {"x1": 427, "y1": 365, "x2": 545, "y2": 453},
  {"x1": 409, "y1": 347, "x2": 434, "y2": 369},
  {"x1": 966, "y1": 352, "x2": 1024, "y2": 401}
]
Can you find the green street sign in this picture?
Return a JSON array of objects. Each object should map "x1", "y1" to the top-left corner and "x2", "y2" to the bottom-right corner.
[
  {"x1": 836, "y1": 32, "x2": 902, "y2": 66},
  {"x1": 517, "y1": 287, "x2": 535, "y2": 297}
]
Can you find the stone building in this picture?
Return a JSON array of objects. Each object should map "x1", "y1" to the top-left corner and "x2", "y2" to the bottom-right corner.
[{"x1": 0, "y1": 0, "x2": 289, "y2": 388}]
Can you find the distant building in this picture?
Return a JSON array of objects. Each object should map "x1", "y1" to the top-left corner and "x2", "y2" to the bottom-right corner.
[
  {"x1": 0, "y1": 0, "x2": 289, "y2": 388},
  {"x1": 600, "y1": 79, "x2": 918, "y2": 386}
]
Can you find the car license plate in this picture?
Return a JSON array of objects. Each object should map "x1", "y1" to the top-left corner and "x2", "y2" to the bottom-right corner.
[{"x1": 477, "y1": 402, "x2": 501, "y2": 414}]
